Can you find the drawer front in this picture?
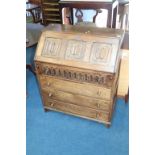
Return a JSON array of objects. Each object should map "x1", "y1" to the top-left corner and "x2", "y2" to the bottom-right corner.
[
  {"x1": 35, "y1": 62, "x2": 115, "y2": 88},
  {"x1": 42, "y1": 88, "x2": 111, "y2": 111},
  {"x1": 44, "y1": 99, "x2": 109, "y2": 122},
  {"x1": 39, "y1": 75, "x2": 112, "y2": 100}
]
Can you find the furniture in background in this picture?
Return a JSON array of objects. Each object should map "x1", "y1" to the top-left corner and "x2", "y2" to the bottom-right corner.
[
  {"x1": 28, "y1": 0, "x2": 41, "y2": 5},
  {"x1": 26, "y1": 46, "x2": 37, "y2": 75},
  {"x1": 121, "y1": 30, "x2": 129, "y2": 49},
  {"x1": 119, "y1": 30, "x2": 129, "y2": 103},
  {"x1": 117, "y1": 49, "x2": 129, "y2": 103},
  {"x1": 117, "y1": 1, "x2": 129, "y2": 102},
  {"x1": 26, "y1": 23, "x2": 45, "y2": 74},
  {"x1": 118, "y1": 0, "x2": 129, "y2": 30},
  {"x1": 34, "y1": 24, "x2": 124, "y2": 127},
  {"x1": 41, "y1": 0, "x2": 62, "y2": 25},
  {"x1": 59, "y1": 0, "x2": 119, "y2": 28},
  {"x1": 26, "y1": 2, "x2": 42, "y2": 23},
  {"x1": 74, "y1": 8, "x2": 103, "y2": 27}
]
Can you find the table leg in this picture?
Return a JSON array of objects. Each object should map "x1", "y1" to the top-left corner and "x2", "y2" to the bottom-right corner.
[
  {"x1": 59, "y1": 7, "x2": 63, "y2": 24},
  {"x1": 70, "y1": 8, "x2": 74, "y2": 25},
  {"x1": 107, "y1": 8, "x2": 112, "y2": 28},
  {"x1": 112, "y1": 5, "x2": 118, "y2": 28}
]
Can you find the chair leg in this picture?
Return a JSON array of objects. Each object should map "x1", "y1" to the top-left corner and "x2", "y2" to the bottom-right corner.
[
  {"x1": 26, "y1": 64, "x2": 36, "y2": 75},
  {"x1": 125, "y1": 88, "x2": 129, "y2": 103}
]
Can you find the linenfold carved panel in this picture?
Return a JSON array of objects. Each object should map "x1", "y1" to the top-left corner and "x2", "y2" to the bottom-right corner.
[
  {"x1": 65, "y1": 40, "x2": 86, "y2": 61},
  {"x1": 90, "y1": 43, "x2": 112, "y2": 65},
  {"x1": 42, "y1": 38, "x2": 62, "y2": 58}
]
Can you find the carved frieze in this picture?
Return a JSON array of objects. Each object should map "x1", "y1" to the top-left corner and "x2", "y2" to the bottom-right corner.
[{"x1": 36, "y1": 63, "x2": 114, "y2": 87}]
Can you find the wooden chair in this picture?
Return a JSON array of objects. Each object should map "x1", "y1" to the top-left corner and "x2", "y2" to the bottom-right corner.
[
  {"x1": 74, "y1": 9, "x2": 103, "y2": 27},
  {"x1": 26, "y1": 2, "x2": 42, "y2": 23},
  {"x1": 59, "y1": 0, "x2": 119, "y2": 28},
  {"x1": 26, "y1": 23, "x2": 45, "y2": 75}
]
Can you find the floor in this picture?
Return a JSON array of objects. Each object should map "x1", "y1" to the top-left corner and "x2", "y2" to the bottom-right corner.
[{"x1": 26, "y1": 70, "x2": 129, "y2": 155}]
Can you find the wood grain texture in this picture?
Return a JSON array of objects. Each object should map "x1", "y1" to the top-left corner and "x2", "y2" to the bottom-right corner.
[
  {"x1": 45, "y1": 99, "x2": 109, "y2": 122},
  {"x1": 34, "y1": 24, "x2": 124, "y2": 73},
  {"x1": 35, "y1": 24, "x2": 124, "y2": 126},
  {"x1": 42, "y1": 87, "x2": 111, "y2": 111},
  {"x1": 117, "y1": 49, "x2": 129, "y2": 97},
  {"x1": 39, "y1": 75, "x2": 112, "y2": 100},
  {"x1": 35, "y1": 62, "x2": 115, "y2": 88}
]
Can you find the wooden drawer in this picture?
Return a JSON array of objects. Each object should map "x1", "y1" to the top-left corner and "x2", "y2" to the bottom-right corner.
[
  {"x1": 39, "y1": 75, "x2": 112, "y2": 100},
  {"x1": 44, "y1": 99, "x2": 109, "y2": 122},
  {"x1": 35, "y1": 62, "x2": 115, "y2": 88},
  {"x1": 41, "y1": 88, "x2": 111, "y2": 111}
]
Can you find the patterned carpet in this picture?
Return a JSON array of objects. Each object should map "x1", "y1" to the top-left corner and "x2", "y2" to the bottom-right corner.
[{"x1": 26, "y1": 70, "x2": 129, "y2": 155}]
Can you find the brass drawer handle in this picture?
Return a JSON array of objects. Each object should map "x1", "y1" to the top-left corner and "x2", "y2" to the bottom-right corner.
[
  {"x1": 50, "y1": 102, "x2": 54, "y2": 107},
  {"x1": 44, "y1": 82, "x2": 51, "y2": 87},
  {"x1": 109, "y1": 76, "x2": 113, "y2": 80},
  {"x1": 97, "y1": 90, "x2": 101, "y2": 96},
  {"x1": 96, "y1": 103, "x2": 100, "y2": 108},
  {"x1": 48, "y1": 92, "x2": 53, "y2": 97},
  {"x1": 47, "y1": 82, "x2": 50, "y2": 86},
  {"x1": 96, "y1": 113, "x2": 100, "y2": 119}
]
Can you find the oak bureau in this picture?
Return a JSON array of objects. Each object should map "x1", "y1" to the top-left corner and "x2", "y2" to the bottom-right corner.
[{"x1": 34, "y1": 24, "x2": 124, "y2": 127}]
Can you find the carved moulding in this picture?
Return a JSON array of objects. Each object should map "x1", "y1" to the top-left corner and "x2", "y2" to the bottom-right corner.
[{"x1": 36, "y1": 63, "x2": 114, "y2": 87}]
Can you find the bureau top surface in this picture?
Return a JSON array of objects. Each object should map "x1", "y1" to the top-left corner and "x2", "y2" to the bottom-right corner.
[{"x1": 35, "y1": 24, "x2": 124, "y2": 73}]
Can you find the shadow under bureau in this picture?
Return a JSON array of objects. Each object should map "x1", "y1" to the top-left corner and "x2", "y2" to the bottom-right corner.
[{"x1": 34, "y1": 24, "x2": 124, "y2": 127}]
